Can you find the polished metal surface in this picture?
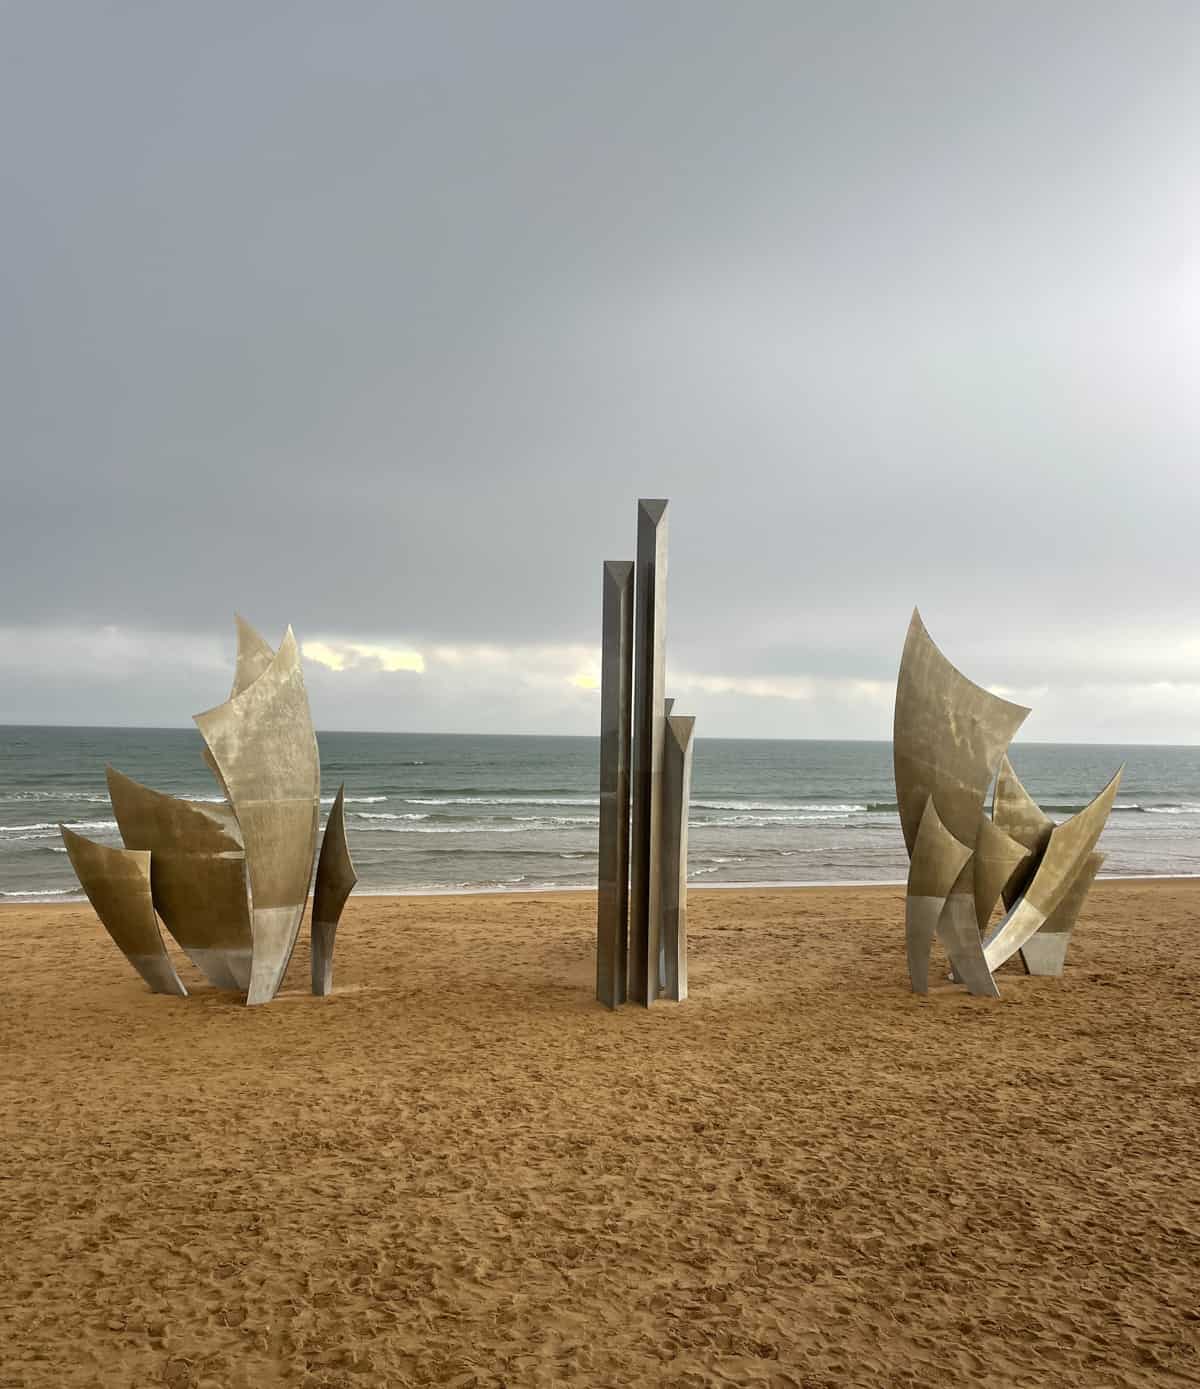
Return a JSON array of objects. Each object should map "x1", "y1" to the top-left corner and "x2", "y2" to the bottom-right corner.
[
  {"x1": 231, "y1": 614, "x2": 276, "y2": 699},
  {"x1": 1021, "y1": 851, "x2": 1104, "y2": 976},
  {"x1": 106, "y1": 765, "x2": 253, "y2": 990},
  {"x1": 983, "y1": 767, "x2": 1123, "y2": 973},
  {"x1": 107, "y1": 766, "x2": 243, "y2": 853},
  {"x1": 660, "y1": 712, "x2": 695, "y2": 1003},
  {"x1": 194, "y1": 626, "x2": 321, "y2": 1006},
  {"x1": 628, "y1": 499, "x2": 668, "y2": 1008},
  {"x1": 894, "y1": 609, "x2": 1030, "y2": 854},
  {"x1": 904, "y1": 796, "x2": 972, "y2": 993},
  {"x1": 596, "y1": 560, "x2": 634, "y2": 1009},
  {"x1": 311, "y1": 784, "x2": 357, "y2": 996},
  {"x1": 936, "y1": 873, "x2": 1001, "y2": 998},
  {"x1": 991, "y1": 755, "x2": 1056, "y2": 908},
  {"x1": 971, "y1": 813, "x2": 1032, "y2": 932},
  {"x1": 59, "y1": 828, "x2": 187, "y2": 996}
]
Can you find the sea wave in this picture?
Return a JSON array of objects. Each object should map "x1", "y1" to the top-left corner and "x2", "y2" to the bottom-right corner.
[
  {"x1": 0, "y1": 819, "x2": 119, "y2": 835},
  {"x1": 406, "y1": 795, "x2": 598, "y2": 807},
  {"x1": 351, "y1": 818, "x2": 597, "y2": 835},
  {"x1": 691, "y1": 800, "x2": 868, "y2": 813}
]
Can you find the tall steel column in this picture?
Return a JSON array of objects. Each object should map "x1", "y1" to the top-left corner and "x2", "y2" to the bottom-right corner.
[
  {"x1": 596, "y1": 560, "x2": 634, "y2": 1009},
  {"x1": 660, "y1": 711, "x2": 695, "y2": 1002},
  {"x1": 628, "y1": 500, "x2": 668, "y2": 1007}
]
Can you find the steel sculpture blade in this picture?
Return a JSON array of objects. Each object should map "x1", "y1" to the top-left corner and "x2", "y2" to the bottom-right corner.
[
  {"x1": 194, "y1": 627, "x2": 321, "y2": 1006},
  {"x1": 1020, "y1": 851, "x2": 1104, "y2": 976},
  {"x1": 971, "y1": 814, "x2": 1032, "y2": 932},
  {"x1": 59, "y1": 828, "x2": 187, "y2": 996},
  {"x1": 629, "y1": 499, "x2": 668, "y2": 1007},
  {"x1": 993, "y1": 756, "x2": 1106, "y2": 976},
  {"x1": 311, "y1": 784, "x2": 357, "y2": 996},
  {"x1": 983, "y1": 767, "x2": 1123, "y2": 974},
  {"x1": 106, "y1": 766, "x2": 253, "y2": 991},
  {"x1": 107, "y1": 766, "x2": 243, "y2": 852},
  {"x1": 660, "y1": 712, "x2": 695, "y2": 1002},
  {"x1": 905, "y1": 796, "x2": 973, "y2": 993},
  {"x1": 894, "y1": 609, "x2": 1031, "y2": 855},
  {"x1": 992, "y1": 755, "x2": 1056, "y2": 909},
  {"x1": 231, "y1": 615, "x2": 276, "y2": 698},
  {"x1": 596, "y1": 560, "x2": 634, "y2": 1009}
]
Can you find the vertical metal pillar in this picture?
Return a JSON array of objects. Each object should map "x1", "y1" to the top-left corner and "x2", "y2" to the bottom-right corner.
[
  {"x1": 629, "y1": 499, "x2": 668, "y2": 1007},
  {"x1": 596, "y1": 561, "x2": 633, "y2": 1008},
  {"x1": 660, "y1": 712, "x2": 695, "y2": 1002}
]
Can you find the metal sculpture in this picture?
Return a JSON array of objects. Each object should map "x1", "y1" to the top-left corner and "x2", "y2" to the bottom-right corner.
[
  {"x1": 659, "y1": 712, "x2": 695, "y2": 1002},
  {"x1": 61, "y1": 616, "x2": 347, "y2": 1006},
  {"x1": 596, "y1": 561, "x2": 633, "y2": 1009},
  {"x1": 894, "y1": 609, "x2": 1121, "y2": 997},
  {"x1": 596, "y1": 500, "x2": 696, "y2": 1008},
  {"x1": 311, "y1": 784, "x2": 358, "y2": 996}
]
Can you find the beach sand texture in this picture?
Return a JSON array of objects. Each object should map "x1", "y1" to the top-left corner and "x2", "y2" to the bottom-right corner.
[{"x1": 2, "y1": 880, "x2": 1198, "y2": 1387}]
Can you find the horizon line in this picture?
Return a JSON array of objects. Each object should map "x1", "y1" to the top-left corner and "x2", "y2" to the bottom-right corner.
[{"x1": 0, "y1": 721, "x2": 1196, "y2": 750}]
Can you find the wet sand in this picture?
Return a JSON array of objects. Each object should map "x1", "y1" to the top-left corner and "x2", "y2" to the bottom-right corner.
[{"x1": 2, "y1": 880, "x2": 1198, "y2": 1387}]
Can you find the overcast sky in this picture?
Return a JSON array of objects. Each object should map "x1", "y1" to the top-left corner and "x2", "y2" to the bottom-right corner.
[{"x1": 2, "y1": 2, "x2": 1198, "y2": 741}]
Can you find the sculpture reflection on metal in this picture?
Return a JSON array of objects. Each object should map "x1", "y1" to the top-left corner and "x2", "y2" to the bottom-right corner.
[
  {"x1": 60, "y1": 616, "x2": 348, "y2": 1007},
  {"x1": 894, "y1": 608, "x2": 1120, "y2": 997},
  {"x1": 595, "y1": 500, "x2": 696, "y2": 1008},
  {"x1": 311, "y1": 784, "x2": 358, "y2": 996}
]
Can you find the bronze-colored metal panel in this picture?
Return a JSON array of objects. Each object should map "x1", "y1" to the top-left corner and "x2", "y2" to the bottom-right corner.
[
  {"x1": 596, "y1": 560, "x2": 634, "y2": 1009},
  {"x1": 893, "y1": 609, "x2": 1030, "y2": 854},
  {"x1": 230, "y1": 614, "x2": 276, "y2": 699},
  {"x1": 905, "y1": 796, "x2": 972, "y2": 993},
  {"x1": 106, "y1": 766, "x2": 242, "y2": 853},
  {"x1": 1021, "y1": 851, "x2": 1104, "y2": 976},
  {"x1": 148, "y1": 850, "x2": 254, "y2": 991},
  {"x1": 194, "y1": 626, "x2": 321, "y2": 1006},
  {"x1": 660, "y1": 712, "x2": 695, "y2": 1003},
  {"x1": 311, "y1": 785, "x2": 357, "y2": 996},
  {"x1": 971, "y1": 813, "x2": 1031, "y2": 931},
  {"x1": 983, "y1": 767, "x2": 1122, "y2": 972},
  {"x1": 992, "y1": 755, "x2": 1055, "y2": 908},
  {"x1": 936, "y1": 871, "x2": 1000, "y2": 999},
  {"x1": 59, "y1": 829, "x2": 187, "y2": 996},
  {"x1": 629, "y1": 499, "x2": 668, "y2": 1007}
]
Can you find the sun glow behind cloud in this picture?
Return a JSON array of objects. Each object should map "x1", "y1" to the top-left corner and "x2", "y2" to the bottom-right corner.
[{"x1": 302, "y1": 640, "x2": 426, "y2": 674}]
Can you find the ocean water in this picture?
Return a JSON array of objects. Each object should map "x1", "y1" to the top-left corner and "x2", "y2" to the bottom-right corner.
[{"x1": 1, "y1": 727, "x2": 1198, "y2": 902}]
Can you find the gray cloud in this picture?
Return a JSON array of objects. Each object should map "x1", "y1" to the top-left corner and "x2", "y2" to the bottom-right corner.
[{"x1": 2, "y1": 2, "x2": 1198, "y2": 739}]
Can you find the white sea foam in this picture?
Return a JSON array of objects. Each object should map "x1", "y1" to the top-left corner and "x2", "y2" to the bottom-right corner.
[
  {"x1": 323, "y1": 794, "x2": 388, "y2": 804},
  {"x1": 691, "y1": 800, "x2": 867, "y2": 813},
  {"x1": 405, "y1": 795, "x2": 597, "y2": 807},
  {"x1": 1, "y1": 819, "x2": 119, "y2": 835},
  {"x1": 1, "y1": 887, "x2": 75, "y2": 897}
]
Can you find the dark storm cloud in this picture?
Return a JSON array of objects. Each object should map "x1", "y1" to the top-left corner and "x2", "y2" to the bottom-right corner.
[{"x1": 2, "y1": 2, "x2": 1198, "y2": 736}]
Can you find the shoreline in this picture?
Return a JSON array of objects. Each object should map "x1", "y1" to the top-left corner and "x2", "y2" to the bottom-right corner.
[{"x1": 4, "y1": 870, "x2": 1200, "y2": 908}]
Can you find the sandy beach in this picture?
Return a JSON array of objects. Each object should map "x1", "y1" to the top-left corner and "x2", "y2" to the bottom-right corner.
[{"x1": 2, "y1": 880, "x2": 1198, "y2": 1387}]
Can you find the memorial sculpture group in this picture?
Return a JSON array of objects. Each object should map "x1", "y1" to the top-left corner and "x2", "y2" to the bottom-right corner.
[
  {"x1": 895, "y1": 609, "x2": 1122, "y2": 998},
  {"x1": 59, "y1": 617, "x2": 357, "y2": 1006},
  {"x1": 595, "y1": 499, "x2": 696, "y2": 1009},
  {"x1": 57, "y1": 585, "x2": 1121, "y2": 1011}
]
